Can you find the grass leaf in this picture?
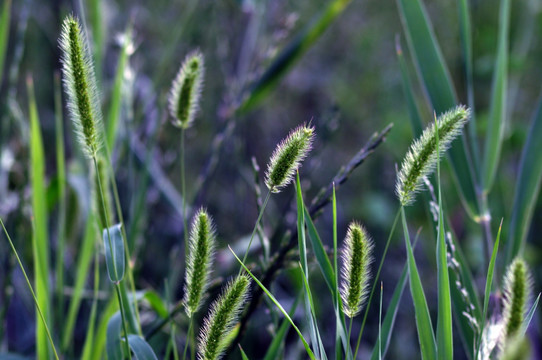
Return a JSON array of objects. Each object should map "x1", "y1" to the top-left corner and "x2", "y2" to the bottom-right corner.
[
  {"x1": 401, "y1": 207, "x2": 437, "y2": 360},
  {"x1": 506, "y1": 97, "x2": 542, "y2": 263},
  {"x1": 126, "y1": 335, "x2": 158, "y2": 360},
  {"x1": 0, "y1": 0, "x2": 11, "y2": 85},
  {"x1": 28, "y1": 76, "x2": 52, "y2": 360},
  {"x1": 229, "y1": 246, "x2": 316, "y2": 360},
  {"x1": 106, "y1": 313, "x2": 123, "y2": 360},
  {"x1": 482, "y1": 0, "x2": 510, "y2": 192},
  {"x1": 263, "y1": 292, "x2": 301, "y2": 360},
  {"x1": 103, "y1": 223, "x2": 125, "y2": 283}
]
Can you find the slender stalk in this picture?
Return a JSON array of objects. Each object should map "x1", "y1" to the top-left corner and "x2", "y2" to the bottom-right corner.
[
  {"x1": 347, "y1": 318, "x2": 353, "y2": 345},
  {"x1": 181, "y1": 128, "x2": 188, "y2": 246},
  {"x1": 93, "y1": 157, "x2": 132, "y2": 359},
  {"x1": 239, "y1": 190, "x2": 271, "y2": 275},
  {"x1": 0, "y1": 219, "x2": 60, "y2": 360},
  {"x1": 353, "y1": 208, "x2": 401, "y2": 359},
  {"x1": 182, "y1": 318, "x2": 193, "y2": 360}
]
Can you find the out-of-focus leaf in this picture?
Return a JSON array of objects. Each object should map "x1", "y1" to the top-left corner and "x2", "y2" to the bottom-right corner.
[
  {"x1": 103, "y1": 223, "x2": 125, "y2": 282},
  {"x1": 126, "y1": 335, "x2": 158, "y2": 360},
  {"x1": 106, "y1": 313, "x2": 123, "y2": 360}
]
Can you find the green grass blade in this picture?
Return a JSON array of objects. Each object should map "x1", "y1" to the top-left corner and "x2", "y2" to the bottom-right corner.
[
  {"x1": 506, "y1": 97, "x2": 542, "y2": 263},
  {"x1": 103, "y1": 224, "x2": 125, "y2": 283},
  {"x1": 395, "y1": 38, "x2": 423, "y2": 138},
  {"x1": 62, "y1": 217, "x2": 97, "y2": 350},
  {"x1": 482, "y1": 0, "x2": 510, "y2": 192},
  {"x1": 126, "y1": 335, "x2": 158, "y2": 360},
  {"x1": 263, "y1": 292, "x2": 301, "y2": 360},
  {"x1": 401, "y1": 207, "x2": 437, "y2": 360},
  {"x1": 238, "y1": 345, "x2": 250, "y2": 360},
  {"x1": 295, "y1": 173, "x2": 322, "y2": 359},
  {"x1": 477, "y1": 220, "x2": 501, "y2": 358},
  {"x1": 521, "y1": 293, "x2": 540, "y2": 336},
  {"x1": 456, "y1": 0, "x2": 480, "y2": 171},
  {"x1": 0, "y1": 0, "x2": 11, "y2": 85},
  {"x1": 81, "y1": 250, "x2": 100, "y2": 360},
  {"x1": 304, "y1": 207, "x2": 351, "y2": 358},
  {"x1": 107, "y1": 313, "x2": 123, "y2": 360},
  {"x1": 88, "y1": 0, "x2": 104, "y2": 81},
  {"x1": 370, "y1": 261, "x2": 408, "y2": 360},
  {"x1": 53, "y1": 71, "x2": 67, "y2": 334},
  {"x1": 230, "y1": 246, "x2": 316, "y2": 360},
  {"x1": 106, "y1": 24, "x2": 132, "y2": 150},
  {"x1": 91, "y1": 297, "x2": 119, "y2": 360},
  {"x1": 239, "y1": 0, "x2": 352, "y2": 112},
  {"x1": 0, "y1": 220, "x2": 59, "y2": 360},
  {"x1": 27, "y1": 76, "x2": 52, "y2": 360},
  {"x1": 436, "y1": 117, "x2": 453, "y2": 360},
  {"x1": 397, "y1": 0, "x2": 479, "y2": 218}
]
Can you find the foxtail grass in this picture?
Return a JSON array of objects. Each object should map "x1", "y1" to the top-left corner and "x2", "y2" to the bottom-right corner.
[
  {"x1": 59, "y1": 15, "x2": 103, "y2": 158},
  {"x1": 340, "y1": 222, "x2": 373, "y2": 318},
  {"x1": 501, "y1": 258, "x2": 532, "y2": 347},
  {"x1": 265, "y1": 123, "x2": 314, "y2": 193},
  {"x1": 396, "y1": 105, "x2": 470, "y2": 206},
  {"x1": 198, "y1": 275, "x2": 250, "y2": 360}
]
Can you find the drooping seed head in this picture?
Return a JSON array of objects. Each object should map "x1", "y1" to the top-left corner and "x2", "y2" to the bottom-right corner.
[
  {"x1": 396, "y1": 105, "x2": 470, "y2": 206},
  {"x1": 340, "y1": 222, "x2": 373, "y2": 318},
  {"x1": 265, "y1": 124, "x2": 314, "y2": 193},
  {"x1": 501, "y1": 257, "x2": 532, "y2": 342},
  {"x1": 168, "y1": 50, "x2": 205, "y2": 129},
  {"x1": 183, "y1": 208, "x2": 216, "y2": 318},
  {"x1": 198, "y1": 275, "x2": 250, "y2": 360},
  {"x1": 92, "y1": 156, "x2": 114, "y2": 230},
  {"x1": 59, "y1": 15, "x2": 103, "y2": 158}
]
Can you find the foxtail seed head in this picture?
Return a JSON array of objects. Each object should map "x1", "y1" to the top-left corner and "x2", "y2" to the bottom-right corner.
[
  {"x1": 198, "y1": 275, "x2": 250, "y2": 360},
  {"x1": 340, "y1": 222, "x2": 373, "y2": 318},
  {"x1": 168, "y1": 50, "x2": 205, "y2": 129},
  {"x1": 59, "y1": 15, "x2": 103, "y2": 158},
  {"x1": 265, "y1": 124, "x2": 314, "y2": 193},
  {"x1": 396, "y1": 105, "x2": 470, "y2": 206},
  {"x1": 502, "y1": 257, "x2": 532, "y2": 342},
  {"x1": 183, "y1": 208, "x2": 216, "y2": 318}
]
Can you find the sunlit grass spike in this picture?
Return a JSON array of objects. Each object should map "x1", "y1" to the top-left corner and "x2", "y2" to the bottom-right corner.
[
  {"x1": 198, "y1": 275, "x2": 250, "y2": 360},
  {"x1": 340, "y1": 222, "x2": 373, "y2": 318},
  {"x1": 502, "y1": 257, "x2": 532, "y2": 342},
  {"x1": 59, "y1": 15, "x2": 103, "y2": 158},
  {"x1": 168, "y1": 50, "x2": 205, "y2": 129},
  {"x1": 265, "y1": 124, "x2": 314, "y2": 193},
  {"x1": 183, "y1": 208, "x2": 216, "y2": 318},
  {"x1": 396, "y1": 105, "x2": 470, "y2": 206}
]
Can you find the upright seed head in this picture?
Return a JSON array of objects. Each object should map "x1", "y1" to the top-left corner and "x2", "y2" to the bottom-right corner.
[
  {"x1": 59, "y1": 15, "x2": 103, "y2": 158},
  {"x1": 340, "y1": 222, "x2": 373, "y2": 318},
  {"x1": 265, "y1": 124, "x2": 314, "y2": 193},
  {"x1": 396, "y1": 105, "x2": 470, "y2": 206},
  {"x1": 183, "y1": 208, "x2": 216, "y2": 318},
  {"x1": 168, "y1": 50, "x2": 205, "y2": 129},
  {"x1": 501, "y1": 257, "x2": 532, "y2": 342},
  {"x1": 198, "y1": 275, "x2": 250, "y2": 360}
]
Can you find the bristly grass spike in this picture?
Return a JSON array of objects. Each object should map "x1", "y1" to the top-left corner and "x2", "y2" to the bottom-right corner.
[{"x1": 59, "y1": 15, "x2": 103, "y2": 158}]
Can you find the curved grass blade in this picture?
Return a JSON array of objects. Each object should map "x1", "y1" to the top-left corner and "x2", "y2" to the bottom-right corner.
[
  {"x1": 229, "y1": 246, "x2": 316, "y2": 360},
  {"x1": 521, "y1": 293, "x2": 540, "y2": 336},
  {"x1": 370, "y1": 261, "x2": 408, "y2": 360},
  {"x1": 238, "y1": 345, "x2": 250, "y2": 360},
  {"x1": 239, "y1": 0, "x2": 352, "y2": 112},
  {"x1": 263, "y1": 292, "x2": 301, "y2": 360},
  {"x1": 396, "y1": 0, "x2": 479, "y2": 218},
  {"x1": 103, "y1": 223, "x2": 125, "y2": 283},
  {"x1": 482, "y1": 0, "x2": 510, "y2": 192},
  {"x1": 506, "y1": 97, "x2": 542, "y2": 263},
  {"x1": 28, "y1": 76, "x2": 52, "y2": 360},
  {"x1": 126, "y1": 335, "x2": 158, "y2": 360},
  {"x1": 106, "y1": 313, "x2": 123, "y2": 360},
  {"x1": 401, "y1": 207, "x2": 437, "y2": 360},
  {"x1": 0, "y1": 219, "x2": 60, "y2": 360},
  {"x1": 296, "y1": 173, "x2": 324, "y2": 359}
]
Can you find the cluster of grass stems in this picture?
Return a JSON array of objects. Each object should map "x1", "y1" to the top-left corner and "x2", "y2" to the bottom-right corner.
[{"x1": 0, "y1": 0, "x2": 541, "y2": 359}]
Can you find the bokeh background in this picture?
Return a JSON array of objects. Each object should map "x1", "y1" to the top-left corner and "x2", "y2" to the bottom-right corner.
[{"x1": 1, "y1": 0, "x2": 541, "y2": 358}]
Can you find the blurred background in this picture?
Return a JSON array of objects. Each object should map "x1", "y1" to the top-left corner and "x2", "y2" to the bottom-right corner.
[{"x1": 0, "y1": 0, "x2": 541, "y2": 358}]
